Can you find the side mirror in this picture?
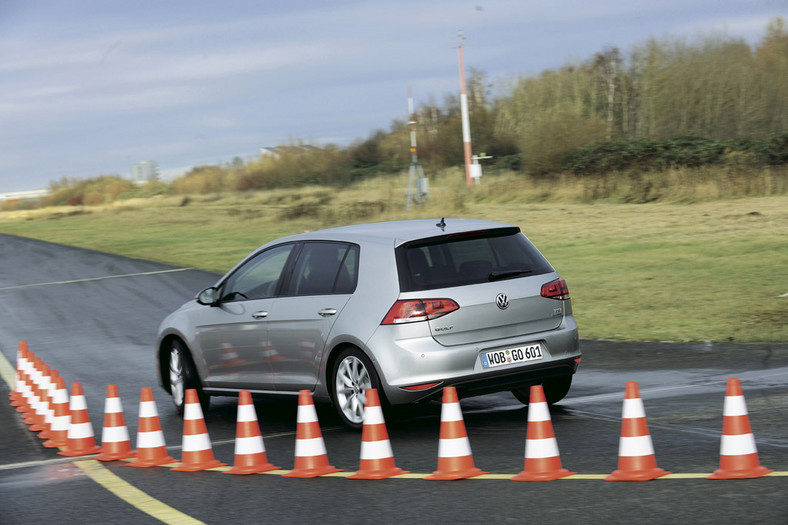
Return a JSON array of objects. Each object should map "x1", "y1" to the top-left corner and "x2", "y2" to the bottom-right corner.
[{"x1": 197, "y1": 287, "x2": 220, "y2": 306}]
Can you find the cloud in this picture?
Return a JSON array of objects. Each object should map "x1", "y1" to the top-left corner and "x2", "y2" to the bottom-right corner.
[
  {"x1": 674, "y1": 14, "x2": 785, "y2": 42},
  {"x1": 0, "y1": 0, "x2": 785, "y2": 191}
]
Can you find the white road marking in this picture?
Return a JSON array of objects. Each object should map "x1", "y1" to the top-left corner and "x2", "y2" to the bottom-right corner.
[{"x1": 0, "y1": 267, "x2": 195, "y2": 291}]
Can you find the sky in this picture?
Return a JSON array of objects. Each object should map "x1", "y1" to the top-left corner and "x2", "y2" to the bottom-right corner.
[{"x1": 0, "y1": 1, "x2": 785, "y2": 193}]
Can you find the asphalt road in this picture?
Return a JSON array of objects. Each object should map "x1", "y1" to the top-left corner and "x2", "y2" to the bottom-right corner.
[{"x1": 1, "y1": 233, "x2": 786, "y2": 524}]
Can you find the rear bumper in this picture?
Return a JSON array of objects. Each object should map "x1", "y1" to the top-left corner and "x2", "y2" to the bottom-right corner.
[
  {"x1": 382, "y1": 353, "x2": 581, "y2": 405},
  {"x1": 452, "y1": 354, "x2": 579, "y2": 400},
  {"x1": 323, "y1": 314, "x2": 580, "y2": 406}
]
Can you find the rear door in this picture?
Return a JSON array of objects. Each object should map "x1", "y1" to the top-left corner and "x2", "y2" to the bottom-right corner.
[{"x1": 267, "y1": 242, "x2": 359, "y2": 390}]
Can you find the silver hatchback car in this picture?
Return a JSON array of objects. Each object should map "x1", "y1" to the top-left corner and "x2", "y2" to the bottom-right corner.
[{"x1": 156, "y1": 218, "x2": 580, "y2": 428}]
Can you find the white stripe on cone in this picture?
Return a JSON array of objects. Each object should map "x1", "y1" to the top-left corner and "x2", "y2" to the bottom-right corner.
[
  {"x1": 182, "y1": 433, "x2": 212, "y2": 452},
  {"x1": 296, "y1": 403, "x2": 319, "y2": 423},
  {"x1": 234, "y1": 436, "x2": 265, "y2": 455},
  {"x1": 618, "y1": 435, "x2": 656, "y2": 457},
  {"x1": 184, "y1": 402, "x2": 203, "y2": 420},
  {"x1": 70, "y1": 395, "x2": 88, "y2": 411},
  {"x1": 363, "y1": 405, "x2": 386, "y2": 425},
  {"x1": 136, "y1": 431, "x2": 166, "y2": 449},
  {"x1": 525, "y1": 437, "x2": 561, "y2": 459},
  {"x1": 528, "y1": 401, "x2": 551, "y2": 422},
  {"x1": 294, "y1": 436, "x2": 328, "y2": 457},
  {"x1": 720, "y1": 433, "x2": 758, "y2": 456},
  {"x1": 723, "y1": 395, "x2": 748, "y2": 417},
  {"x1": 102, "y1": 426, "x2": 131, "y2": 443},
  {"x1": 437, "y1": 436, "x2": 473, "y2": 458},
  {"x1": 139, "y1": 400, "x2": 158, "y2": 418},
  {"x1": 441, "y1": 402, "x2": 463, "y2": 422},
  {"x1": 622, "y1": 398, "x2": 647, "y2": 418},
  {"x1": 67, "y1": 422, "x2": 95, "y2": 440},
  {"x1": 104, "y1": 397, "x2": 123, "y2": 413},
  {"x1": 237, "y1": 404, "x2": 256, "y2": 422},
  {"x1": 360, "y1": 439, "x2": 394, "y2": 460}
]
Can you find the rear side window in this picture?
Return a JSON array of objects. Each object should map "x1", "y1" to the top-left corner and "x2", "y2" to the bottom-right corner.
[
  {"x1": 287, "y1": 242, "x2": 359, "y2": 296},
  {"x1": 397, "y1": 229, "x2": 553, "y2": 292}
]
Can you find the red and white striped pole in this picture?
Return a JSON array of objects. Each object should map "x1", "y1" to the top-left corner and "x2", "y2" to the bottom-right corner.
[
  {"x1": 458, "y1": 34, "x2": 473, "y2": 188},
  {"x1": 408, "y1": 86, "x2": 418, "y2": 163}
]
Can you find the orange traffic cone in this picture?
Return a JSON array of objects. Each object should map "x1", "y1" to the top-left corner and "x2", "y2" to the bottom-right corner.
[
  {"x1": 282, "y1": 390, "x2": 341, "y2": 478},
  {"x1": 425, "y1": 387, "x2": 487, "y2": 480},
  {"x1": 225, "y1": 390, "x2": 280, "y2": 475},
  {"x1": 172, "y1": 389, "x2": 226, "y2": 472},
  {"x1": 349, "y1": 388, "x2": 409, "y2": 479},
  {"x1": 9, "y1": 341, "x2": 27, "y2": 405},
  {"x1": 58, "y1": 382, "x2": 101, "y2": 457},
  {"x1": 42, "y1": 375, "x2": 70, "y2": 448},
  {"x1": 24, "y1": 362, "x2": 51, "y2": 432},
  {"x1": 37, "y1": 368, "x2": 60, "y2": 440},
  {"x1": 95, "y1": 385, "x2": 136, "y2": 461},
  {"x1": 12, "y1": 345, "x2": 32, "y2": 412},
  {"x1": 606, "y1": 381, "x2": 670, "y2": 481},
  {"x1": 21, "y1": 356, "x2": 43, "y2": 420},
  {"x1": 708, "y1": 378, "x2": 773, "y2": 479},
  {"x1": 512, "y1": 385, "x2": 576, "y2": 481},
  {"x1": 15, "y1": 348, "x2": 35, "y2": 414},
  {"x1": 127, "y1": 387, "x2": 176, "y2": 468}
]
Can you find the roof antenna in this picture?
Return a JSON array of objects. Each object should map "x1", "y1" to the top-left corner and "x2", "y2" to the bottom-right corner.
[{"x1": 436, "y1": 217, "x2": 446, "y2": 230}]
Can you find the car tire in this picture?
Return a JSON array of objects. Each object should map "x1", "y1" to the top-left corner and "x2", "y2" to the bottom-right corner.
[
  {"x1": 168, "y1": 338, "x2": 209, "y2": 415},
  {"x1": 512, "y1": 375, "x2": 573, "y2": 405},
  {"x1": 331, "y1": 347, "x2": 380, "y2": 430}
]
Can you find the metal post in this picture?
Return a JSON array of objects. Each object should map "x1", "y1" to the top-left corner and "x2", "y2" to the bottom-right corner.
[
  {"x1": 458, "y1": 33, "x2": 473, "y2": 188},
  {"x1": 406, "y1": 87, "x2": 428, "y2": 209}
]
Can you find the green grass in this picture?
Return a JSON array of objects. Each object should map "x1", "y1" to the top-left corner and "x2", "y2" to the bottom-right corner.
[{"x1": 1, "y1": 172, "x2": 786, "y2": 343}]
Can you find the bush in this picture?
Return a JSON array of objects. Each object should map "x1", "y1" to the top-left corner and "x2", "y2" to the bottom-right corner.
[
  {"x1": 563, "y1": 133, "x2": 788, "y2": 175},
  {"x1": 117, "y1": 180, "x2": 172, "y2": 200},
  {"x1": 171, "y1": 166, "x2": 228, "y2": 194},
  {"x1": 493, "y1": 154, "x2": 523, "y2": 171},
  {"x1": 751, "y1": 132, "x2": 788, "y2": 165},
  {"x1": 43, "y1": 175, "x2": 136, "y2": 207},
  {"x1": 520, "y1": 106, "x2": 607, "y2": 176}
]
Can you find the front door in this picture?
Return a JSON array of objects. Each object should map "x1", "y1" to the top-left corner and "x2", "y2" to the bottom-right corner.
[{"x1": 196, "y1": 243, "x2": 296, "y2": 390}]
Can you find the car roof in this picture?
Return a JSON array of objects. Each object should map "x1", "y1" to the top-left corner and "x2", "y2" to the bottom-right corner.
[{"x1": 269, "y1": 218, "x2": 519, "y2": 247}]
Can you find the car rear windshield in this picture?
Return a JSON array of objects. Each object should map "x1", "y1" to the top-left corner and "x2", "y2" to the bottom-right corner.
[{"x1": 396, "y1": 227, "x2": 554, "y2": 292}]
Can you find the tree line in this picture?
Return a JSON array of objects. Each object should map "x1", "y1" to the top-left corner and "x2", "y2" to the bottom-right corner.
[
  {"x1": 422, "y1": 16, "x2": 787, "y2": 175},
  {"x1": 29, "y1": 17, "x2": 788, "y2": 206}
]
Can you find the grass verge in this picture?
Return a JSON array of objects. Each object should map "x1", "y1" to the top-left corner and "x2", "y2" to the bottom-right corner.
[{"x1": 1, "y1": 172, "x2": 786, "y2": 343}]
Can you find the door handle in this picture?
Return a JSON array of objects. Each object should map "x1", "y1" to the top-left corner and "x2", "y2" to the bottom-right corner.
[
  {"x1": 318, "y1": 308, "x2": 337, "y2": 317},
  {"x1": 251, "y1": 311, "x2": 268, "y2": 319}
]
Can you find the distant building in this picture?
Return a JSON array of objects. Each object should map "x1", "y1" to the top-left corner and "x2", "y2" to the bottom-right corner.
[
  {"x1": 0, "y1": 189, "x2": 49, "y2": 203},
  {"x1": 131, "y1": 161, "x2": 160, "y2": 184}
]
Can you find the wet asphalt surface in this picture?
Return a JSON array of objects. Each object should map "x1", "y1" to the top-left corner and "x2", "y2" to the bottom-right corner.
[{"x1": 0, "y1": 233, "x2": 786, "y2": 524}]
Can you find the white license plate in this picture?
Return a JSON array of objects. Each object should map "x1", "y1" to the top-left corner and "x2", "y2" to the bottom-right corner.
[{"x1": 481, "y1": 344, "x2": 544, "y2": 369}]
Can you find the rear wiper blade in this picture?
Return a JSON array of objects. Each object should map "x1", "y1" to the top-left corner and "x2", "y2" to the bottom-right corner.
[{"x1": 488, "y1": 270, "x2": 533, "y2": 281}]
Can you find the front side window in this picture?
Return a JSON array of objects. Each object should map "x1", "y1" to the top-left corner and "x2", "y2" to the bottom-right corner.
[
  {"x1": 397, "y1": 229, "x2": 553, "y2": 292},
  {"x1": 287, "y1": 242, "x2": 358, "y2": 296},
  {"x1": 221, "y1": 244, "x2": 295, "y2": 301}
]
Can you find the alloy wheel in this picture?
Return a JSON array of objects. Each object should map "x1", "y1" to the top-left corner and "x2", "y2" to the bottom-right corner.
[{"x1": 334, "y1": 354, "x2": 371, "y2": 426}]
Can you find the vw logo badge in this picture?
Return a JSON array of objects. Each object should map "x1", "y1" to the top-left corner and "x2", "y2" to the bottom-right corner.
[{"x1": 496, "y1": 293, "x2": 509, "y2": 310}]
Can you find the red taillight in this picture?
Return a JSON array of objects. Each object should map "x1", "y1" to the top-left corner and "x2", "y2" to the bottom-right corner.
[
  {"x1": 400, "y1": 382, "x2": 442, "y2": 391},
  {"x1": 381, "y1": 299, "x2": 459, "y2": 325},
  {"x1": 541, "y1": 278, "x2": 570, "y2": 300}
]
